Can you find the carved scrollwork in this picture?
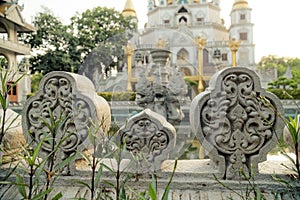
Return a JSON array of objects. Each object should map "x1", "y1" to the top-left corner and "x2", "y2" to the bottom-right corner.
[
  {"x1": 191, "y1": 67, "x2": 284, "y2": 179},
  {"x1": 23, "y1": 72, "x2": 110, "y2": 175},
  {"x1": 118, "y1": 109, "x2": 176, "y2": 172}
]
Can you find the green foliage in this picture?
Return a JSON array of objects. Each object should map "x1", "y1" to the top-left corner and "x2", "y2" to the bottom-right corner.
[
  {"x1": 71, "y1": 6, "x2": 137, "y2": 80},
  {"x1": 267, "y1": 88, "x2": 300, "y2": 99},
  {"x1": 257, "y1": 55, "x2": 300, "y2": 83},
  {"x1": 280, "y1": 114, "x2": 300, "y2": 179},
  {"x1": 98, "y1": 92, "x2": 136, "y2": 101},
  {"x1": 25, "y1": 6, "x2": 137, "y2": 76},
  {"x1": 268, "y1": 77, "x2": 298, "y2": 89},
  {"x1": 0, "y1": 67, "x2": 25, "y2": 147},
  {"x1": 214, "y1": 169, "x2": 266, "y2": 200},
  {"x1": 0, "y1": 56, "x2": 8, "y2": 68},
  {"x1": 31, "y1": 73, "x2": 43, "y2": 94},
  {"x1": 24, "y1": 7, "x2": 80, "y2": 75}
]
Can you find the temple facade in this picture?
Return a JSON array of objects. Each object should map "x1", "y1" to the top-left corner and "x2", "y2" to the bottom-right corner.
[
  {"x1": 120, "y1": 0, "x2": 255, "y2": 89},
  {"x1": 0, "y1": 0, "x2": 35, "y2": 104}
]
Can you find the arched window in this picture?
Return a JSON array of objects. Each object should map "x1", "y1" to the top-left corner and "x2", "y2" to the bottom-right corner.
[
  {"x1": 179, "y1": 67, "x2": 192, "y2": 76},
  {"x1": 179, "y1": 16, "x2": 187, "y2": 24},
  {"x1": 0, "y1": 22, "x2": 8, "y2": 40},
  {"x1": 177, "y1": 48, "x2": 189, "y2": 65}
]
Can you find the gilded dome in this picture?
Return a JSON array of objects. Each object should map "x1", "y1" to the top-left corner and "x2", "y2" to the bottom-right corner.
[
  {"x1": 232, "y1": 0, "x2": 249, "y2": 10},
  {"x1": 122, "y1": 0, "x2": 136, "y2": 17}
]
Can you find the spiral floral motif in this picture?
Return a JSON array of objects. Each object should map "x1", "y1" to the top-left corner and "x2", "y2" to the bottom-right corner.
[
  {"x1": 192, "y1": 67, "x2": 283, "y2": 179},
  {"x1": 25, "y1": 76, "x2": 92, "y2": 167},
  {"x1": 118, "y1": 109, "x2": 176, "y2": 172}
]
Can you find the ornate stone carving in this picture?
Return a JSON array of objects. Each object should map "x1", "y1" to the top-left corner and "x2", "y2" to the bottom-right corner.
[
  {"x1": 135, "y1": 50, "x2": 187, "y2": 125},
  {"x1": 190, "y1": 67, "x2": 284, "y2": 179},
  {"x1": 117, "y1": 109, "x2": 176, "y2": 172},
  {"x1": 22, "y1": 72, "x2": 111, "y2": 174}
]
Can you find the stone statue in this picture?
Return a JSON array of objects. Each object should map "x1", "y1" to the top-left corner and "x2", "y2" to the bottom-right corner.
[{"x1": 135, "y1": 66, "x2": 187, "y2": 125}]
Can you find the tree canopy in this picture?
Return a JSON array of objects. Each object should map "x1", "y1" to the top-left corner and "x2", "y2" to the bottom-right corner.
[
  {"x1": 71, "y1": 7, "x2": 137, "y2": 82},
  {"x1": 258, "y1": 55, "x2": 300, "y2": 82},
  {"x1": 25, "y1": 6, "x2": 137, "y2": 75}
]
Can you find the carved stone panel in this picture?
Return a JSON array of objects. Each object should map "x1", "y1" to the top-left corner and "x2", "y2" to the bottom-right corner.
[
  {"x1": 117, "y1": 109, "x2": 176, "y2": 172},
  {"x1": 22, "y1": 72, "x2": 111, "y2": 174},
  {"x1": 190, "y1": 67, "x2": 284, "y2": 179}
]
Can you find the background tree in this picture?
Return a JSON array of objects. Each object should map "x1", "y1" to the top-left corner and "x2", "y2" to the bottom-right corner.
[
  {"x1": 268, "y1": 77, "x2": 298, "y2": 89},
  {"x1": 258, "y1": 55, "x2": 300, "y2": 82},
  {"x1": 24, "y1": 7, "x2": 80, "y2": 74},
  {"x1": 259, "y1": 55, "x2": 300, "y2": 99},
  {"x1": 70, "y1": 6, "x2": 137, "y2": 81},
  {"x1": 25, "y1": 6, "x2": 137, "y2": 79}
]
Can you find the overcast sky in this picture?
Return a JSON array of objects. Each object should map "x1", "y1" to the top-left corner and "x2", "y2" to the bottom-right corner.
[{"x1": 19, "y1": 0, "x2": 300, "y2": 62}]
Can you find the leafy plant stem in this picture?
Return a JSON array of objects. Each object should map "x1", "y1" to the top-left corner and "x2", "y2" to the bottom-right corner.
[
  {"x1": 0, "y1": 103, "x2": 7, "y2": 145},
  {"x1": 91, "y1": 141, "x2": 96, "y2": 200},
  {"x1": 28, "y1": 163, "x2": 34, "y2": 199},
  {"x1": 295, "y1": 143, "x2": 300, "y2": 179},
  {"x1": 44, "y1": 129, "x2": 56, "y2": 200},
  {"x1": 116, "y1": 157, "x2": 121, "y2": 200}
]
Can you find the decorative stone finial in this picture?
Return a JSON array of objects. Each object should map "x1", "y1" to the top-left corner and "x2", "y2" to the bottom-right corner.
[
  {"x1": 22, "y1": 72, "x2": 111, "y2": 175},
  {"x1": 117, "y1": 109, "x2": 176, "y2": 172},
  {"x1": 190, "y1": 67, "x2": 284, "y2": 179}
]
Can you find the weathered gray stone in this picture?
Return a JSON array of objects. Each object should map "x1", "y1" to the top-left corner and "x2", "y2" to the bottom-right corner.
[
  {"x1": 1, "y1": 109, "x2": 25, "y2": 163},
  {"x1": 190, "y1": 67, "x2": 284, "y2": 179},
  {"x1": 135, "y1": 50, "x2": 187, "y2": 125},
  {"x1": 117, "y1": 108, "x2": 176, "y2": 172},
  {"x1": 22, "y1": 71, "x2": 111, "y2": 174}
]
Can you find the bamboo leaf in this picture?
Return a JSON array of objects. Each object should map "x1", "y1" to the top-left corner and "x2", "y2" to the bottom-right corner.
[
  {"x1": 52, "y1": 192, "x2": 63, "y2": 200},
  {"x1": 161, "y1": 160, "x2": 177, "y2": 200},
  {"x1": 16, "y1": 174, "x2": 27, "y2": 198},
  {"x1": 1, "y1": 68, "x2": 8, "y2": 92},
  {"x1": 2, "y1": 163, "x2": 19, "y2": 181},
  {"x1": 161, "y1": 185, "x2": 170, "y2": 200},
  {"x1": 71, "y1": 180, "x2": 91, "y2": 190},
  {"x1": 78, "y1": 151, "x2": 91, "y2": 164},
  {"x1": 101, "y1": 163, "x2": 115, "y2": 173},
  {"x1": 256, "y1": 187, "x2": 262, "y2": 200},
  {"x1": 31, "y1": 188, "x2": 52, "y2": 200},
  {"x1": 102, "y1": 180, "x2": 115, "y2": 188},
  {"x1": 119, "y1": 186, "x2": 126, "y2": 200},
  {"x1": 148, "y1": 182, "x2": 156, "y2": 200},
  {"x1": 95, "y1": 164, "x2": 103, "y2": 186},
  {"x1": 0, "y1": 93, "x2": 6, "y2": 109},
  {"x1": 54, "y1": 152, "x2": 76, "y2": 171},
  {"x1": 32, "y1": 139, "x2": 44, "y2": 165}
]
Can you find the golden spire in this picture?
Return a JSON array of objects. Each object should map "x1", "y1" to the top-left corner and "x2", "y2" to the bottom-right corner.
[
  {"x1": 122, "y1": 0, "x2": 137, "y2": 17},
  {"x1": 232, "y1": 0, "x2": 249, "y2": 10}
]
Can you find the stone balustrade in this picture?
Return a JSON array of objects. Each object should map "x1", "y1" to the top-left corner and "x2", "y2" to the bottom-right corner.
[{"x1": 1, "y1": 67, "x2": 296, "y2": 199}]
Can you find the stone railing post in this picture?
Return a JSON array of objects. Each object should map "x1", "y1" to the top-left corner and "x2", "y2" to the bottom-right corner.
[
  {"x1": 117, "y1": 109, "x2": 176, "y2": 173},
  {"x1": 190, "y1": 67, "x2": 284, "y2": 179},
  {"x1": 22, "y1": 71, "x2": 111, "y2": 175}
]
